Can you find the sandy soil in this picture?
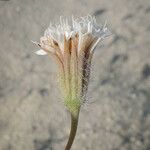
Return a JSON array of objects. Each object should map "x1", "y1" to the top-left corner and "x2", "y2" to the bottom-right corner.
[{"x1": 0, "y1": 0, "x2": 150, "y2": 150}]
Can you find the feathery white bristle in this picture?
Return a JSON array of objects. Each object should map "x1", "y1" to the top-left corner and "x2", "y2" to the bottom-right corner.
[
  {"x1": 34, "y1": 15, "x2": 111, "y2": 55},
  {"x1": 43, "y1": 15, "x2": 111, "y2": 42}
]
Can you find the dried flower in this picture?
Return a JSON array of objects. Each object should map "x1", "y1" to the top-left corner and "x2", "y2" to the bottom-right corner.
[
  {"x1": 34, "y1": 15, "x2": 110, "y2": 114},
  {"x1": 33, "y1": 15, "x2": 111, "y2": 150}
]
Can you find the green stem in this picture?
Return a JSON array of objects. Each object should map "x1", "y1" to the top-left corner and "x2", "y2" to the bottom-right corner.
[{"x1": 65, "y1": 112, "x2": 79, "y2": 150}]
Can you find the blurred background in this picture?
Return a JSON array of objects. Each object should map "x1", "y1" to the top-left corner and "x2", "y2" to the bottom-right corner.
[{"x1": 0, "y1": 0, "x2": 150, "y2": 150}]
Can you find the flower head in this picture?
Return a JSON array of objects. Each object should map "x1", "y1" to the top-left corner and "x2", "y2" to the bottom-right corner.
[{"x1": 34, "y1": 15, "x2": 111, "y2": 116}]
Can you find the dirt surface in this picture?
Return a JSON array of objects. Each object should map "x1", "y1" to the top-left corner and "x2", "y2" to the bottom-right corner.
[{"x1": 0, "y1": 0, "x2": 150, "y2": 150}]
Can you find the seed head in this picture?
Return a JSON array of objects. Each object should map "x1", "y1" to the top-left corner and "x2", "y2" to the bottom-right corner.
[{"x1": 34, "y1": 15, "x2": 111, "y2": 115}]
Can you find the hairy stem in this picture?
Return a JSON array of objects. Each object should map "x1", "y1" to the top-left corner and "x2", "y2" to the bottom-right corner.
[{"x1": 65, "y1": 112, "x2": 79, "y2": 150}]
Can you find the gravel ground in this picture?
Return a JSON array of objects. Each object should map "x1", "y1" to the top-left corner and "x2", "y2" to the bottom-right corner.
[{"x1": 0, "y1": 0, "x2": 150, "y2": 150}]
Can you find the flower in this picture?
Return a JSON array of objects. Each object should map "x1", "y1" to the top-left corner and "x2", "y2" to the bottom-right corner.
[{"x1": 33, "y1": 15, "x2": 111, "y2": 116}]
